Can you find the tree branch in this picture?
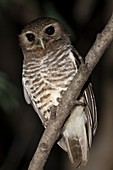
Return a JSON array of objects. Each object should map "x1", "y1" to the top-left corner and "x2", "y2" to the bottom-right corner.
[{"x1": 28, "y1": 12, "x2": 113, "y2": 170}]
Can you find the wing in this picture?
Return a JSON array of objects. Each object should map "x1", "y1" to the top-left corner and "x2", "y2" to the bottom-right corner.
[
  {"x1": 58, "y1": 82, "x2": 97, "y2": 167},
  {"x1": 58, "y1": 48, "x2": 97, "y2": 167},
  {"x1": 72, "y1": 47, "x2": 97, "y2": 139},
  {"x1": 22, "y1": 74, "x2": 47, "y2": 125},
  {"x1": 83, "y1": 82, "x2": 97, "y2": 147},
  {"x1": 72, "y1": 47, "x2": 97, "y2": 144}
]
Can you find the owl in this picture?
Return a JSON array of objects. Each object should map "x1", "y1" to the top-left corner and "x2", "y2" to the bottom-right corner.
[{"x1": 19, "y1": 17, "x2": 97, "y2": 167}]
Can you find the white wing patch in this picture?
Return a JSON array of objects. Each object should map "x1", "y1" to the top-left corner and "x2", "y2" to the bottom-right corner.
[
  {"x1": 68, "y1": 51, "x2": 77, "y2": 71},
  {"x1": 22, "y1": 78, "x2": 31, "y2": 104}
]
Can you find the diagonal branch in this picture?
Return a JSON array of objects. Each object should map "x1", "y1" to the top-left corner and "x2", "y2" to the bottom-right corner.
[{"x1": 28, "y1": 12, "x2": 113, "y2": 170}]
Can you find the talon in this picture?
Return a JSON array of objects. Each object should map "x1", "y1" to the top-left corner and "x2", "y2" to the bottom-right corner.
[{"x1": 75, "y1": 100, "x2": 86, "y2": 107}]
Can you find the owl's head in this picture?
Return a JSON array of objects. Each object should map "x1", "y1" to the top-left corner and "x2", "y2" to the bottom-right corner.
[{"x1": 19, "y1": 17, "x2": 70, "y2": 51}]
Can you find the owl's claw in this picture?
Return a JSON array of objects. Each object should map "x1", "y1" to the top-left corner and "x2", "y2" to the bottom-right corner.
[{"x1": 75, "y1": 100, "x2": 86, "y2": 107}]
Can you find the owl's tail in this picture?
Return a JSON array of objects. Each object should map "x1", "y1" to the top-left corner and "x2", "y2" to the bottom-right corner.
[
  {"x1": 58, "y1": 106, "x2": 90, "y2": 167},
  {"x1": 58, "y1": 126, "x2": 89, "y2": 167},
  {"x1": 65, "y1": 133, "x2": 89, "y2": 168}
]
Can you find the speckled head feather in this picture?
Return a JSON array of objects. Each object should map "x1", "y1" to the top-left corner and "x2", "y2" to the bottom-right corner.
[{"x1": 22, "y1": 17, "x2": 68, "y2": 34}]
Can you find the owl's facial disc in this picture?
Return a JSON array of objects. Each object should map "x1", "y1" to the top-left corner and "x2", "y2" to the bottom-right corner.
[
  {"x1": 23, "y1": 25, "x2": 56, "y2": 50},
  {"x1": 19, "y1": 19, "x2": 69, "y2": 51}
]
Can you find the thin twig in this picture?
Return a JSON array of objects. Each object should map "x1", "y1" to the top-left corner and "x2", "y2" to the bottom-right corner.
[{"x1": 28, "y1": 12, "x2": 113, "y2": 170}]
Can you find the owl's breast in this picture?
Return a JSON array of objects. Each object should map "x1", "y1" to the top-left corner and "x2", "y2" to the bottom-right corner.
[{"x1": 23, "y1": 48, "x2": 77, "y2": 121}]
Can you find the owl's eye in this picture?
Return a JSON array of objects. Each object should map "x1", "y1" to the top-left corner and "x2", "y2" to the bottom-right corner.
[
  {"x1": 26, "y1": 33, "x2": 35, "y2": 42},
  {"x1": 45, "y1": 26, "x2": 55, "y2": 35}
]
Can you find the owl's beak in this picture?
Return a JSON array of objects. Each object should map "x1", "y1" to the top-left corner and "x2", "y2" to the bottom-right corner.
[{"x1": 38, "y1": 37, "x2": 45, "y2": 49}]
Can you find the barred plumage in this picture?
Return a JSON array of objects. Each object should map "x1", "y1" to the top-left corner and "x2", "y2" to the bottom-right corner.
[
  {"x1": 19, "y1": 17, "x2": 97, "y2": 167},
  {"x1": 22, "y1": 45, "x2": 77, "y2": 120}
]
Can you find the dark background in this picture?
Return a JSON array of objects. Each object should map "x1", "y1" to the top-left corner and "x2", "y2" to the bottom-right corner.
[{"x1": 0, "y1": 0, "x2": 113, "y2": 170}]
